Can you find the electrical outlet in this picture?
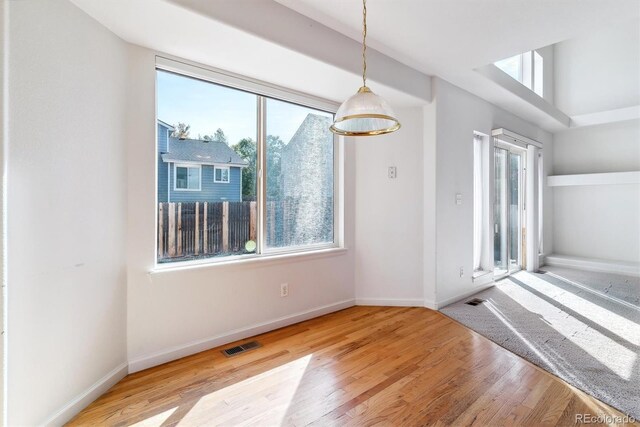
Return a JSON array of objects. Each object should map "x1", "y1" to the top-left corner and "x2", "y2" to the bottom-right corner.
[
  {"x1": 280, "y1": 283, "x2": 289, "y2": 297},
  {"x1": 388, "y1": 166, "x2": 397, "y2": 179},
  {"x1": 459, "y1": 267, "x2": 464, "y2": 277}
]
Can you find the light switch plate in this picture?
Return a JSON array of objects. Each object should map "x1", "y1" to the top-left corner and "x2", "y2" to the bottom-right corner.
[{"x1": 388, "y1": 166, "x2": 397, "y2": 179}]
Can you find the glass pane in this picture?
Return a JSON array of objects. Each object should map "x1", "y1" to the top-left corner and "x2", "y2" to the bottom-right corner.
[
  {"x1": 509, "y1": 153, "x2": 522, "y2": 272},
  {"x1": 188, "y1": 167, "x2": 200, "y2": 189},
  {"x1": 494, "y1": 148, "x2": 508, "y2": 275},
  {"x1": 157, "y1": 70, "x2": 258, "y2": 263},
  {"x1": 176, "y1": 167, "x2": 187, "y2": 189},
  {"x1": 495, "y1": 54, "x2": 522, "y2": 82},
  {"x1": 265, "y1": 98, "x2": 334, "y2": 249}
]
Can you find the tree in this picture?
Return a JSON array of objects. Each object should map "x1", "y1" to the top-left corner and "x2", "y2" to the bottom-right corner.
[
  {"x1": 201, "y1": 129, "x2": 227, "y2": 143},
  {"x1": 171, "y1": 122, "x2": 190, "y2": 139},
  {"x1": 233, "y1": 137, "x2": 257, "y2": 199},
  {"x1": 232, "y1": 135, "x2": 286, "y2": 200},
  {"x1": 266, "y1": 135, "x2": 285, "y2": 200},
  {"x1": 213, "y1": 128, "x2": 228, "y2": 145}
]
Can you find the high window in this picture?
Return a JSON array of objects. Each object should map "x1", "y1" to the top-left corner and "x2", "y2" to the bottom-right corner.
[
  {"x1": 156, "y1": 62, "x2": 337, "y2": 265},
  {"x1": 214, "y1": 166, "x2": 230, "y2": 183},
  {"x1": 495, "y1": 50, "x2": 543, "y2": 97}
]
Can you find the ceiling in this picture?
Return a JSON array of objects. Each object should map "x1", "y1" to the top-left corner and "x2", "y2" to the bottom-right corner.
[
  {"x1": 274, "y1": 0, "x2": 640, "y2": 131},
  {"x1": 71, "y1": 0, "x2": 639, "y2": 132},
  {"x1": 275, "y1": 0, "x2": 638, "y2": 79}
]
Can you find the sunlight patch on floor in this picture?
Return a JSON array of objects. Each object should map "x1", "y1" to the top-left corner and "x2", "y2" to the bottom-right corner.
[
  {"x1": 177, "y1": 354, "x2": 313, "y2": 426},
  {"x1": 130, "y1": 407, "x2": 178, "y2": 427},
  {"x1": 516, "y1": 272, "x2": 640, "y2": 345},
  {"x1": 498, "y1": 276, "x2": 637, "y2": 380}
]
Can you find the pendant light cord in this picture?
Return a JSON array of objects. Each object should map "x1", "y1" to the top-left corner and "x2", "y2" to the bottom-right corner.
[{"x1": 362, "y1": 0, "x2": 367, "y2": 88}]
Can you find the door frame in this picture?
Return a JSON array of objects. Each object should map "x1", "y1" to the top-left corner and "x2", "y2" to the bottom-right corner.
[{"x1": 493, "y1": 139, "x2": 527, "y2": 280}]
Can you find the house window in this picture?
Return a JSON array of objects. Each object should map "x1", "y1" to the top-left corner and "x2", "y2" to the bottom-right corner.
[
  {"x1": 214, "y1": 166, "x2": 230, "y2": 183},
  {"x1": 156, "y1": 61, "x2": 338, "y2": 265},
  {"x1": 175, "y1": 164, "x2": 201, "y2": 191},
  {"x1": 495, "y1": 50, "x2": 543, "y2": 97}
]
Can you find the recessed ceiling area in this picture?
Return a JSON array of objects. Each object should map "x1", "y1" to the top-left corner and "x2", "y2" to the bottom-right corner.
[
  {"x1": 70, "y1": 0, "x2": 639, "y2": 131},
  {"x1": 274, "y1": 0, "x2": 640, "y2": 131}
]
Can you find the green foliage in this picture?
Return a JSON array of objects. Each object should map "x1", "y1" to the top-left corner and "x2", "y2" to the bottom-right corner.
[
  {"x1": 232, "y1": 134, "x2": 286, "y2": 200},
  {"x1": 213, "y1": 128, "x2": 228, "y2": 145},
  {"x1": 233, "y1": 137, "x2": 257, "y2": 199},
  {"x1": 266, "y1": 135, "x2": 285, "y2": 200},
  {"x1": 171, "y1": 122, "x2": 190, "y2": 139}
]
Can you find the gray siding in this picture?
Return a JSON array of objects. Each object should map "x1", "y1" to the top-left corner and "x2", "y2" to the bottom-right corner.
[
  {"x1": 167, "y1": 164, "x2": 243, "y2": 202},
  {"x1": 157, "y1": 123, "x2": 170, "y2": 202}
]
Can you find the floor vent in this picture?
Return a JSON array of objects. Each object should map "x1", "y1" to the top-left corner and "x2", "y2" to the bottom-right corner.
[
  {"x1": 222, "y1": 341, "x2": 261, "y2": 357},
  {"x1": 465, "y1": 298, "x2": 486, "y2": 306}
]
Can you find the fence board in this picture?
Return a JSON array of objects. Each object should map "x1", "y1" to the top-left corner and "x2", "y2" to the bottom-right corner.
[
  {"x1": 222, "y1": 201, "x2": 229, "y2": 252},
  {"x1": 158, "y1": 204, "x2": 164, "y2": 258},
  {"x1": 203, "y1": 203, "x2": 208, "y2": 254},
  {"x1": 168, "y1": 203, "x2": 176, "y2": 257}
]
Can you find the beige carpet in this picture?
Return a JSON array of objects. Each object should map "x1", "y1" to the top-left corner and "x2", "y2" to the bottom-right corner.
[{"x1": 441, "y1": 268, "x2": 640, "y2": 418}]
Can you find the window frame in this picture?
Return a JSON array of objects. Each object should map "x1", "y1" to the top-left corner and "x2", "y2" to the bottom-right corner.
[
  {"x1": 495, "y1": 50, "x2": 543, "y2": 97},
  {"x1": 173, "y1": 163, "x2": 202, "y2": 192},
  {"x1": 155, "y1": 56, "x2": 343, "y2": 269},
  {"x1": 213, "y1": 165, "x2": 230, "y2": 184}
]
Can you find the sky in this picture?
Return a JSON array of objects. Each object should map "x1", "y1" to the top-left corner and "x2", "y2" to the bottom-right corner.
[{"x1": 157, "y1": 70, "x2": 332, "y2": 145}]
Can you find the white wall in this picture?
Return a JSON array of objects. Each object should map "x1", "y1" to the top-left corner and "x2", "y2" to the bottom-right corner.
[
  {"x1": 552, "y1": 119, "x2": 640, "y2": 263},
  {"x1": 354, "y1": 108, "x2": 424, "y2": 306},
  {"x1": 423, "y1": 100, "x2": 438, "y2": 307},
  {"x1": 6, "y1": 0, "x2": 128, "y2": 425},
  {"x1": 554, "y1": 19, "x2": 640, "y2": 116},
  {"x1": 0, "y1": 0, "x2": 7, "y2": 423},
  {"x1": 432, "y1": 78, "x2": 553, "y2": 306},
  {"x1": 125, "y1": 46, "x2": 356, "y2": 371}
]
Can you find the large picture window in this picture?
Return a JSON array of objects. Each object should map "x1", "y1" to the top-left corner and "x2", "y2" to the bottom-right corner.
[{"x1": 156, "y1": 64, "x2": 337, "y2": 265}]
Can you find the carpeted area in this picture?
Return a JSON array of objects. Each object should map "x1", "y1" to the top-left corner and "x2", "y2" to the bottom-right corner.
[{"x1": 440, "y1": 268, "x2": 640, "y2": 419}]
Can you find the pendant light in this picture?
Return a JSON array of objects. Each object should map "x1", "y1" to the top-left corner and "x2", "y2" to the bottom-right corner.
[{"x1": 330, "y1": 0, "x2": 400, "y2": 136}]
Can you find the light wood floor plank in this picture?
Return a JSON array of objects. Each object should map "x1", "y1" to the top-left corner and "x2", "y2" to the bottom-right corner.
[{"x1": 68, "y1": 307, "x2": 636, "y2": 426}]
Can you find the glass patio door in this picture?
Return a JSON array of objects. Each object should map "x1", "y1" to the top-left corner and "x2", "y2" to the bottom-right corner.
[{"x1": 494, "y1": 145, "x2": 525, "y2": 277}]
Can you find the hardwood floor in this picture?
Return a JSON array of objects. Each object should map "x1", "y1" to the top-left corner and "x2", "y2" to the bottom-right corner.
[{"x1": 69, "y1": 307, "x2": 636, "y2": 426}]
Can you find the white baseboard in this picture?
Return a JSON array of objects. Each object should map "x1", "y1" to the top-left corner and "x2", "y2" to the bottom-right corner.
[
  {"x1": 128, "y1": 298, "x2": 355, "y2": 373},
  {"x1": 355, "y1": 298, "x2": 425, "y2": 307},
  {"x1": 42, "y1": 362, "x2": 128, "y2": 426},
  {"x1": 435, "y1": 283, "x2": 496, "y2": 309},
  {"x1": 544, "y1": 254, "x2": 640, "y2": 277},
  {"x1": 423, "y1": 298, "x2": 438, "y2": 310}
]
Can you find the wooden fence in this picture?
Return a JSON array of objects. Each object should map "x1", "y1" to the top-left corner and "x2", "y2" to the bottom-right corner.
[
  {"x1": 158, "y1": 201, "x2": 256, "y2": 261},
  {"x1": 158, "y1": 199, "x2": 333, "y2": 262}
]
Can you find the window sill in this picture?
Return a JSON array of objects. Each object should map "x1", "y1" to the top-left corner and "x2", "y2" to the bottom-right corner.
[
  {"x1": 149, "y1": 246, "x2": 348, "y2": 275},
  {"x1": 472, "y1": 270, "x2": 492, "y2": 280}
]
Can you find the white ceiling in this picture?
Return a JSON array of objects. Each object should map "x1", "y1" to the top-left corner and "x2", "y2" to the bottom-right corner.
[
  {"x1": 71, "y1": 0, "x2": 639, "y2": 132},
  {"x1": 275, "y1": 0, "x2": 640, "y2": 130},
  {"x1": 275, "y1": 0, "x2": 638, "y2": 78}
]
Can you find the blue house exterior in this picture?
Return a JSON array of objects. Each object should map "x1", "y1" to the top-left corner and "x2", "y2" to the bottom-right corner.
[{"x1": 157, "y1": 120, "x2": 247, "y2": 202}]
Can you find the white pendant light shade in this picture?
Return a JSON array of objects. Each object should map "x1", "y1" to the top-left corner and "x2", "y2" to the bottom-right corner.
[
  {"x1": 330, "y1": 0, "x2": 401, "y2": 137},
  {"x1": 330, "y1": 86, "x2": 401, "y2": 136}
]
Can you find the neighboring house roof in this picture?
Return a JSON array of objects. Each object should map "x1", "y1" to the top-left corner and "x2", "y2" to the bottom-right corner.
[
  {"x1": 161, "y1": 137, "x2": 248, "y2": 167},
  {"x1": 157, "y1": 119, "x2": 175, "y2": 131}
]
